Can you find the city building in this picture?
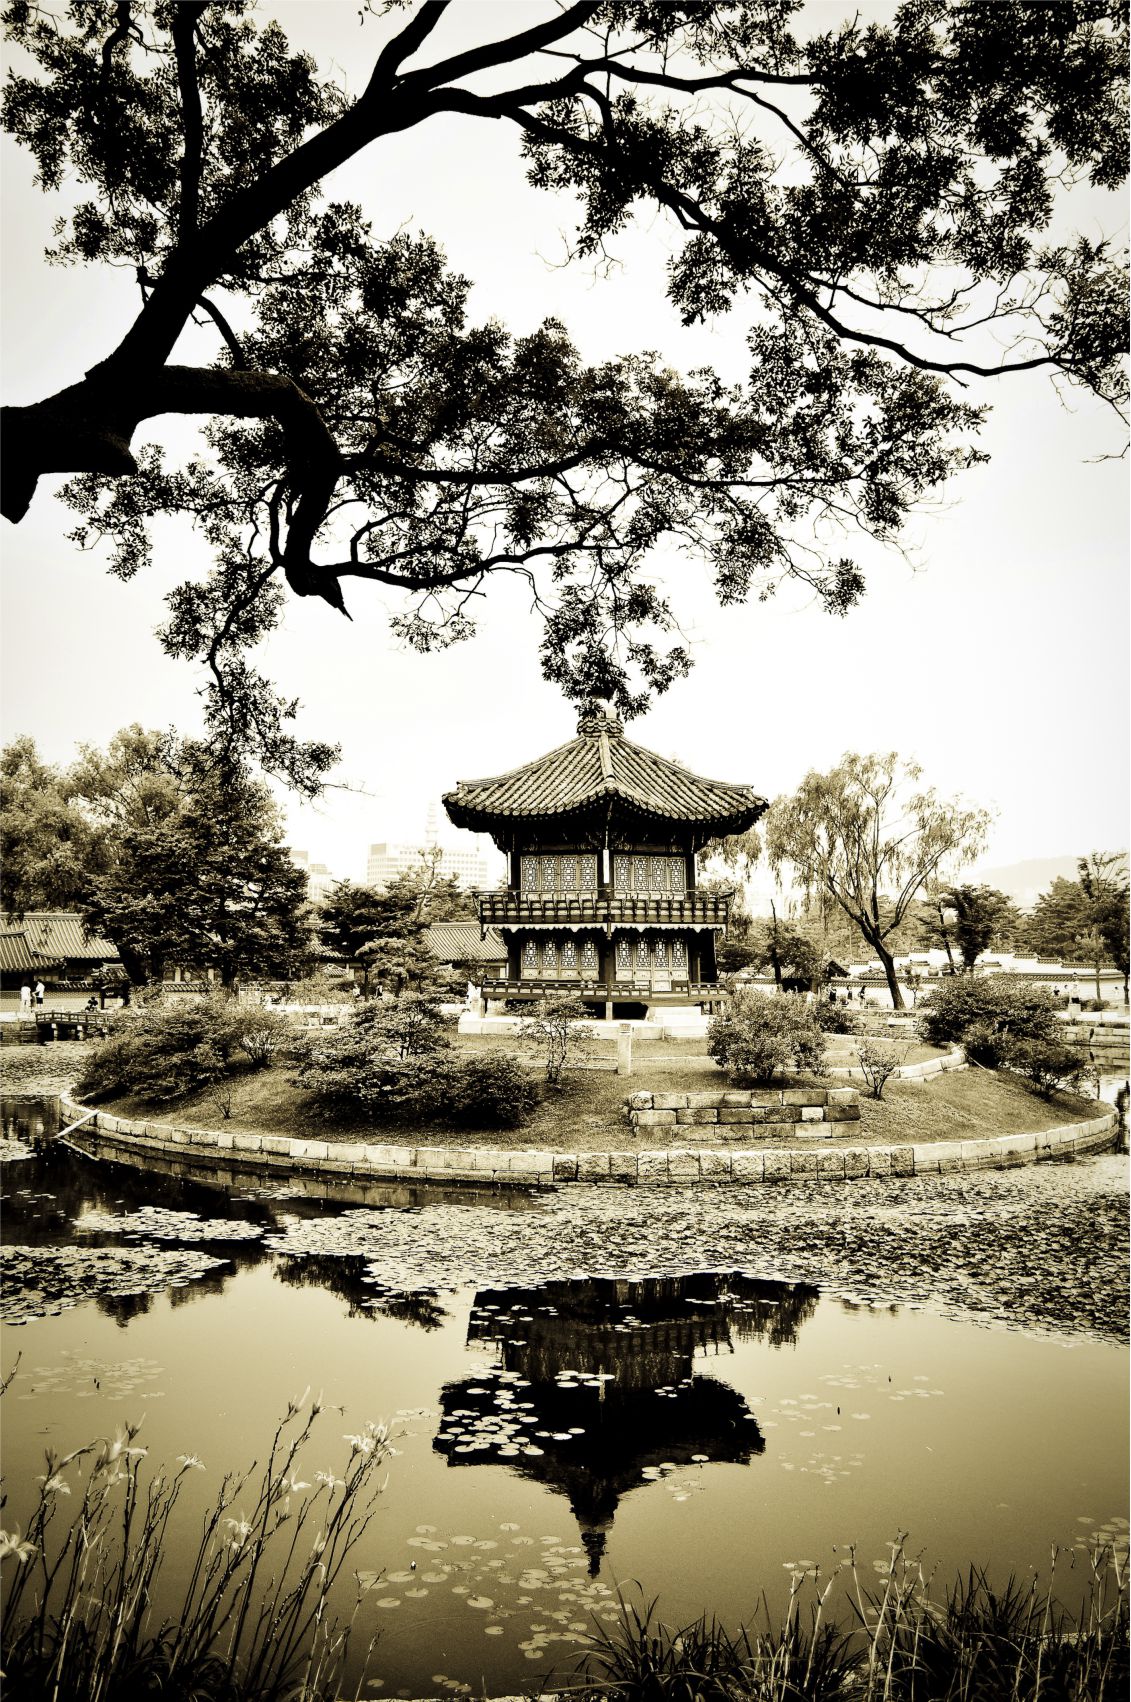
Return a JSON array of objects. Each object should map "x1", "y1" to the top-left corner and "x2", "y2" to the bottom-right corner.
[
  {"x1": 443, "y1": 704, "x2": 767, "y2": 1017},
  {"x1": 366, "y1": 839, "x2": 490, "y2": 891},
  {"x1": 290, "y1": 850, "x2": 337, "y2": 905}
]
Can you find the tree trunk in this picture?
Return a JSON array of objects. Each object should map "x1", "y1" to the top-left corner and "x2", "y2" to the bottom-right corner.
[{"x1": 875, "y1": 942, "x2": 905, "y2": 1010}]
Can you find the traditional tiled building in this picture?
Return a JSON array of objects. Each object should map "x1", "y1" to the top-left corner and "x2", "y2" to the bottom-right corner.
[{"x1": 442, "y1": 707, "x2": 766, "y2": 1016}]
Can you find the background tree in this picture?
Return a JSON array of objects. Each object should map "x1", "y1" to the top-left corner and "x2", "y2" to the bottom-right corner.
[
  {"x1": 917, "y1": 884, "x2": 1021, "y2": 972},
  {"x1": 2, "y1": 3, "x2": 1125, "y2": 778},
  {"x1": 317, "y1": 881, "x2": 402, "y2": 994},
  {"x1": 1077, "y1": 852, "x2": 1129, "y2": 1002},
  {"x1": 748, "y1": 906, "x2": 825, "y2": 991},
  {"x1": 766, "y1": 752, "x2": 990, "y2": 1009},
  {"x1": 0, "y1": 737, "x2": 104, "y2": 913},
  {"x1": 84, "y1": 758, "x2": 311, "y2": 989}
]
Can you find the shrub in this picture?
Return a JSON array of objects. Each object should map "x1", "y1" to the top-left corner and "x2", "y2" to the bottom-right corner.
[
  {"x1": 232, "y1": 1006, "x2": 292, "y2": 1068},
  {"x1": 294, "y1": 995, "x2": 450, "y2": 1117},
  {"x1": 76, "y1": 998, "x2": 243, "y2": 1104},
  {"x1": 918, "y1": 975, "x2": 1060, "y2": 1064},
  {"x1": 418, "y1": 1054, "x2": 540, "y2": 1129},
  {"x1": 1010, "y1": 1038, "x2": 1091, "y2": 1099},
  {"x1": 707, "y1": 993, "x2": 826, "y2": 1083},
  {"x1": 517, "y1": 996, "x2": 596, "y2": 1086},
  {"x1": 857, "y1": 1039, "x2": 901, "y2": 1099},
  {"x1": 814, "y1": 1001, "x2": 859, "y2": 1035}
]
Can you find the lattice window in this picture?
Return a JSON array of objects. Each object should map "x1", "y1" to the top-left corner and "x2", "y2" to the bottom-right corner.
[
  {"x1": 542, "y1": 938, "x2": 557, "y2": 972},
  {"x1": 540, "y1": 856, "x2": 558, "y2": 893},
  {"x1": 654, "y1": 938, "x2": 668, "y2": 968},
  {"x1": 634, "y1": 855, "x2": 649, "y2": 891},
  {"x1": 636, "y1": 937, "x2": 649, "y2": 970},
  {"x1": 522, "y1": 938, "x2": 538, "y2": 972},
  {"x1": 521, "y1": 856, "x2": 539, "y2": 893},
  {"x1": 672, "y1": 938, "x2": 687, "y2": 970},
  {"x1": 582, "y1": 938, "x2": 598, "y2": 973},
  {"x1": 651, "y1": 855, "x2": 666, "y2": 890},
  {"x1": 561, "y1": 938, "x2": 577, "y2": 969},
  {"x1": 670, "y1": 858, "x2": 686, "y2": 894},
  {"x1": 616, "y1": 937, "x2": 632, "y2": 973},
  {"x1": 614, "y1": 853, "x2": 630, "y2": 891},
  {"x1": 579, "y1": 855, "x2": 597, "y2": 892},
  {"x1": 560, "y1": 856, "x2": 577, "y2": 892}
]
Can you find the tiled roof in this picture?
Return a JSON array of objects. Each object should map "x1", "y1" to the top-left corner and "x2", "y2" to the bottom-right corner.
[
  {"x1": 0, "y1": 932, "x2": 46, "y2": 974},
  {"x1": 0, "y1": 913, "x2": 119, "y2": 961},
  {"x1": 444, "y1": 710, "x2": 766, "y2": 842},
  {"x1": 424, "y1": 922, "x2": 507, "y2": 965}
]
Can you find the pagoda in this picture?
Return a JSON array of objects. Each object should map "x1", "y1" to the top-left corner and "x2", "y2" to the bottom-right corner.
[{"x1": 442, "y1": 706, "x2": 766, "y2": 1017}]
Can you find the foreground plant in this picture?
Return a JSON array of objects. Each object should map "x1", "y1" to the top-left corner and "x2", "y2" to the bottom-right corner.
[
  {"x1": 0, "y1": 1394, "x2": 391, "y2": 1702},
  {"x1": 573, "y1": 1537, "x2": 1129, "y2": 1701}
]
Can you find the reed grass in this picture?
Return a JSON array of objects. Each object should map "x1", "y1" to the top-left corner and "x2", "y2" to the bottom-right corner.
[
  {"x1": 0, "y1": 1393, "x2": 390, "y2": 1702},
  {"x1": 571, "y1": 1537, "x2": 1129, "y2": 1702}
]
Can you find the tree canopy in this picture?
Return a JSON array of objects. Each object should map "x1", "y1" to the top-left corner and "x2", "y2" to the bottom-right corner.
[
  {"x1": 2, "y1": 1, "x2": 1126, "y2": 785},
  {"x1": 765, "y1": 750, "x2": 990, "y2": 1007}
]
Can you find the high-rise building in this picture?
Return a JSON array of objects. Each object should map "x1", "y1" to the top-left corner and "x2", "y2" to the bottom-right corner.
[
  {"x1": 290, "y1": 849, "x2": 337, "y2": 905},
  {"x1": 366, "y1": 840, "x2": 491, "y2": 891}
]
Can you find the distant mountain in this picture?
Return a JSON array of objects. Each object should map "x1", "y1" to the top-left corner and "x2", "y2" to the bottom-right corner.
[{"x1": 966, "y1": 855, "x2": 1093, "y2": 909}]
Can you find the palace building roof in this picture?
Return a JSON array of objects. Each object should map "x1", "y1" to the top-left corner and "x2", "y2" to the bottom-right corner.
[{"x1": 443, "y1": 708, "x2": 766, "y2": 846}]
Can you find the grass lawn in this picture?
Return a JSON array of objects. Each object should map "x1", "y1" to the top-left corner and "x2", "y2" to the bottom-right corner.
[{"x1": 81, "y1": 1039, "x2": 1103, "y2": 1152}]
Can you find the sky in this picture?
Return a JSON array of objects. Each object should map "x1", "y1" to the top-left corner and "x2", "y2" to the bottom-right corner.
[{"x1": 1, "y1": 1, "x2": 1127, "y2": 891}]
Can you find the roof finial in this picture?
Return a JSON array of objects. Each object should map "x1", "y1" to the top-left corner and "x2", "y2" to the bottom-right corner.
[{"x1": 576, "y1": 698, "x2": 624, "y2": 738}]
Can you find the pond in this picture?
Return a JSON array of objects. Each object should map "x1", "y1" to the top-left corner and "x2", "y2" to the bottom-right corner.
[{"x1": 2, "y1": 1097, "x2": 1127, "y2": 1698}]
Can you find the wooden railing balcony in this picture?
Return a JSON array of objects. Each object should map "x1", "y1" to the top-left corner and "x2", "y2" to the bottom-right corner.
[
  {"x1": 478, "y1": 977, "x2": 726, "y2": 1003},
  {"x1": 473, "y1": 891, "x2": 732, "y2": 927}
]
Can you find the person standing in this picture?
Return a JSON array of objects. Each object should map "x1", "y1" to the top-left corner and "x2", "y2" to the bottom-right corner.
[
  {"x1": 33, "y1": 979, "x2": 45, "y2": 1007},
  {"x1": 19, "y1": 982, "x2": 32, "y2": 1013}
]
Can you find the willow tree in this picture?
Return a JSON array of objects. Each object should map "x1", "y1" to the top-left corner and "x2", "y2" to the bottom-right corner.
[
  {"x1": 765, "y1": 752, "x2": 991, "y2": 1008},
  {"x1": 2, "y1": 2, "x2": 1126, "y2": 785}
]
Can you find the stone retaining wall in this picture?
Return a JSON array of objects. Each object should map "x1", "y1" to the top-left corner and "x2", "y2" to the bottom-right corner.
[
  {"x1": 1063, "y1": 1023, "x2": 1130, "y2": 1070},
  {"x1": 56, "y1": 1096, "x2": 1116, "y2": 1188},
  {"x1": 627, "y1": 1085, "x2": 860, "y2": 1133}
]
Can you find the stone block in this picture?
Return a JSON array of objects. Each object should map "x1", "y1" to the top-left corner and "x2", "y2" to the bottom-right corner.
[
  {"x1": 233, "y1": 1133, "x2": 263, "y2": 1154},
  {"x1": 637, "y1": 1152, "x2": 670, "y2": 1183},
  {"x1": 827, "y1": 1086, "x2": 859, "y2": 1104},
  {"x1": 795, "y1": 1125, "x2": 833, "y2": 1140},
  {"x1": 216, "y1": 1132, "x2": 235, "y2": 1151},
  {"x1": 552, "y1": 1155, "x2": 578, "y2": 1181},
  {"x1": 507, "y1": 1149, "x2": 556, "y2": 1177},
  {"x1": 825, "y1": 1103, "x2": 861, "y2": 1121},
  {"x1": 934, "y1": 1141, "x2": 963, "y2": 1172},
  {"x1": 889, "y1": 1146, "x2": 915, "y2": 1177},
  {"x1": 842, "y1": 1147, "x2": 869, "y2": 1180},
  {"x1": 960, "y1": 1139, "x2": 995, "y2": 1169},
  {"x1": 866, "y1": 1149, "x2": 892, "y2": 1177},
  {"x1": 685, "y1": 1092, "x2": 725, "y2": 1109},
  {"x1": 607, "y1": 1150, "x2": 639, "y2": 1182},
  {"x1": 577, "y1": 1152, "x2": 611, "y2": 1181},
  {"x1": 721, "y1": 1091, "x2": 755, "y2": 1106},
  {"x1": 999, "y1": 1132, "x2": 1036, "y2": 1158},
  {"x1": 911, "y1": 1144, "x2": 939, "y2": 1173},
  {"x1": 800, "y1": 1106, "x2": 825, "y2": 1121},
  {"x1": 816, "y1": 1149, "x2": 846, "y2": 1178},
  {"x1": 699, "y1": 1150, "x2": 732, "y2": 1182},
  {"x1": 765, "y1": 1105, "x2": 801, "y2": 1122},
  {"x1": 717, "y1": 1108, "x2": 756, "y2": 1123},
  {"x1": 676, "y1": 1107, "x2": 718, "y2": 1124},
  {"x1": 762, "y1": 1151, "x2": 791, "y2": 1183},
  {"x1": 667, "y1": 1150, "x2": 701, "y2": 1181},
  {"x1": 784, "y1": 1088, "x2": 827, "y2": 1106},
  {"x1": 262, "y1": 1136, "x2": 292, "y2": 1156},
  {"x1": 789, "y1": 1149, "x2": 818, "y2": 1175},
  {"x1": 651, "y1": 1092, "x2": 689, "y2": 1109},
  {"x1": 731, "y1": 1151, "x2": 765, "y2": 1182},
  {"x1": 627, "y1": 1091, "x2": 653, "y2": 1110},
  {"x1": 749, "y1": 1091, "x2": 784, "y2": 1107},
  {"x1": 471, "y1": 1149, "x2": 500, "y2": 1173},
  {"x1": 633, "y1": 1109, "x2": 677, "y2": 1128}
]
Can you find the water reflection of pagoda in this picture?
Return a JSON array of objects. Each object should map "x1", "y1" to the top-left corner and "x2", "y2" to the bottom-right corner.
[{"x1": 434, "y1": 1273, "x2": 818, "y2": 1572}]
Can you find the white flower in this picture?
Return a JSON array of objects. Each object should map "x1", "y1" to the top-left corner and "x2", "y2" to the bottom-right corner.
[
  {"x1": 0, "y1": 1527, "x2": 36, "y2": 1563},
  {"x1": 224, "y1": 1517, "x2": 252, "y2": 1544},
  {"x1": 176, "y1": 1455, "x2": 205, "y2": 1471},
  {"x1": 315, "y1": 1470, "x2": 344, "y2": 1490},
  {"x1": 37, "y1": 1473, "x2": 71, "y2": 1497}
]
